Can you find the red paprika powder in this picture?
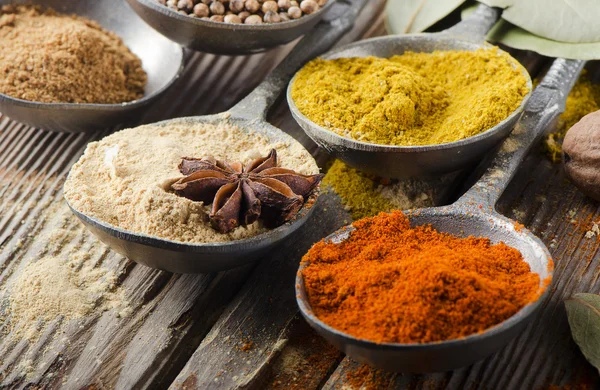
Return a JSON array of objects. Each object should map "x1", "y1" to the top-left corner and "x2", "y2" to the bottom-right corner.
[{"x1": 301, "y1": 211, "x2": 541, "y2": 344}]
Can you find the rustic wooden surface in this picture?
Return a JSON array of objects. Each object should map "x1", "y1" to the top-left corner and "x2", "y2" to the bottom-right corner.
[{"x1": 0, "y1": 1, "x2": 599, "y2": 389}]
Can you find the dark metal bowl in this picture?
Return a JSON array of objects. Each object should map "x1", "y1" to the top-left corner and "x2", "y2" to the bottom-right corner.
[
  {"x1": 0, "y1": 0, "x2": 183, "y2": 132},
  {"x1": 126, "y1": 0, "x2": 336, "y2": 55}
]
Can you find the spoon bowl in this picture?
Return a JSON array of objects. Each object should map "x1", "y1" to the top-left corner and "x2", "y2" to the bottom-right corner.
[
  {"x1": 125, "y1": 0, "x2": 336, "y2": 55},
  {"x1": 0, "y1": 0, "x2": 183, "y2": 133},
  {"x1": 67, "y1": 115, "x2": 321, "y2": 274},
  {"x1": 287, "y1": 34, "x2": 532, "y2": 178},
  {"x1": 296, "y1": 207, "x2": 552, "y2": 372}
]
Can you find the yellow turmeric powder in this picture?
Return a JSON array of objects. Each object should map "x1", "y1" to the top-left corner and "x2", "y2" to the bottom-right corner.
[
  {"x1": 291, "y1": 48, "x2": 530, "y2": 146},
  {"x1": 545, "y1": 71, "x2": 600, "y2": 162}
]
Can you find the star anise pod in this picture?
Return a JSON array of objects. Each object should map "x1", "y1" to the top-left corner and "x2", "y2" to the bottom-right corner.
[{"x1": 171, "y1": 149, "x2": 323, "y2": 234}]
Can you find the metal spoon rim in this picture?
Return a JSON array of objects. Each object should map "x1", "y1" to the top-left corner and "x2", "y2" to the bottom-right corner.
[
  {"x1": 296, "y1": 209, "x2": 553, "y2": 349},
  {"x1": 0, "y1": 50, "x2": 184, "y2": 111},
  {"x1": 286, "y1": 35, "x2": 533, "y2": 152},
  {"x1": 134, "y1": 0, "x2": 335, "y2": 30},
  {"x1": 66, "y1": 187, "x2": 320, "y2": 251}
]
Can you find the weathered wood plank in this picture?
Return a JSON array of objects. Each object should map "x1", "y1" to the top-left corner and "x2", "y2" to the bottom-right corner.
[{"x1": 0, "y1": 33, "x2": 316, "y2": 390}]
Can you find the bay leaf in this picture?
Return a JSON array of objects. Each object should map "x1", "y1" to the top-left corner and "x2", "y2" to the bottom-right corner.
[
  {"x1": 478, "y1": 0, "x2": 600, "y2": 43},
  {"x1": 461, "y1": 5, "x2": 600, "y2": 61},
  {"x1": 385, "y1": 0, "x2": 467, "y2": 34},
  {"x1": 565, "y1": 293, "x2": 600, "y2": 375}
]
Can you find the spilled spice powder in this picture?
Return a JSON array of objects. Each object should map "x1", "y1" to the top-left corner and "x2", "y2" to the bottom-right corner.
[
  {"x1": 345, "y1": 364, "x2": 393, "y2": 390},
  {"x1": 9, "y1": 251, "x2": 128, "y2": 340},
  {"x1": 301, "y1": 211, "x2": 543, "y2": 344},
  {"x1": 323, "y1": 160, "x2": 432, "y2": 220},
  {"x1": 0, "y1": 5, "x2": 147, "y2": 104}
]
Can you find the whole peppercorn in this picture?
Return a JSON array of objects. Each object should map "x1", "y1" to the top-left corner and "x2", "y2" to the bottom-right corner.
[
  {"x1": 210, "y1": 1, "x2": 226, "y2": 14},
  {"x1": 166, "y1": 0, "x2": 177, "y2": 6},
  {"x1": 316, "y1": 0, "x2": 327, "y2": 5},
  {"x1": 177, "y1": 0, "x2": 194, "y2": 11},
  {"x1": 264, "y1": 10, "x2": 281, "y2": 23},
  {"x1": 262, "y1": 0, "x2": 278, "y2": 13},
  {"x1": 238, "y1": 11, "x2": 250, "y2": 21},
  {"x1": 210, "y1": 14, "x2": 225, "y2": 21},
  {"x1": 245, "y1": 0, "x2": 260, "y2": 13},
  {"x1": 288, "y1": 6, "x2": 302, "y2": 18},
  {"x1": 245, "y1": 14, "x2": 263, "y2": 24},
  {"x1": 300, "y1": 0, "x2": 318, "y2": 14},
  {"x1": 278, "y1": 0, "x2": 291, "y2": 9},
  {"x1": 224, "y1": 13, "x2": 242, "y2": 23},
  {"x1": 229, "y1": 0, "x2": 245, "y2": 12},
  {"x1": 193, "y1": 3, "x2": 210, "y2": 17},
  {"x1": 290, "y1": 0, "x2": 298, "y2": 6},
  {"x1": 279, "y1": 12, "x2": 290, "y2": 21}
]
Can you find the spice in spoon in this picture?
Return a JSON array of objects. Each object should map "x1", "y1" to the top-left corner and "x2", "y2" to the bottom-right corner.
[
  {"x1": 301, "y1": 211, "x2": 542, "y2": 344},
  {"x1": 172, "y1": 149, "x2": 323, "y2": 233},
  {"x1": 291, "y1": 48, "x2": 530, "y2": 146},
  {"x1": 64, "y1": 121, "x2": 321, "y2": 243},
  {"x1": 0, "y1": 5, "x2": 147, "y2": 104}
]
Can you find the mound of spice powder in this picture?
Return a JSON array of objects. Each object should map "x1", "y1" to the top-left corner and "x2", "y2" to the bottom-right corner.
[
  {"x1": 291, "y1": 48, "x2": 529, "y2": 146},
  {"x1": 301, "y1": 211, "x2": 541, "y2": 344},
  {"x1": 0, "y1": 5, "x2": 147, "y2": 104}
]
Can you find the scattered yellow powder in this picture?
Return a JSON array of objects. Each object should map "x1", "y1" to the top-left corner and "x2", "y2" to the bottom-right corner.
[
  {"x1": 545, "y1": 71, "x2": 600, "y2": 162},
  {"x1": 0, "y1": 5, "x2": 147, "y2": 104},
  {"x1": 291, "y1": 48, "x2": 529, "y2": 146},
  {"x1": 9, "y1": 251, "x2": 127, "y2": 340},
  {"x1": 323, "y1": 160, "x2": 432, "y2": 219}
]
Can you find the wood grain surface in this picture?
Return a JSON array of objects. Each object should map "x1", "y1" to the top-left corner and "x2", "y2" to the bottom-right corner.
[{"x1": 0, "y1": 1, "x2": 599, "y2": 389}]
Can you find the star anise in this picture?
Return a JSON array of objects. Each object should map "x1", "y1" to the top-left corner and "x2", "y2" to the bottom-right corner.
[{"x1": 171, "y1": 149, "x2": 324, "y2": 234}]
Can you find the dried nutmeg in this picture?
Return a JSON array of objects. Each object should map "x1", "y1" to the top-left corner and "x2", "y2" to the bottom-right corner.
[{"x1": 563, "y1": 110, "x2": 600, "y2": 201}]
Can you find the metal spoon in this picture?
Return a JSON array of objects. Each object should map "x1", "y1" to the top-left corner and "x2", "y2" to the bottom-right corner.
[
  {"x1": 66, "y1": 0, "x2": 369, "y2": 274},
  {"x1": 125, "y1": 0, "x2": 336, "y2": 55},
  {"x1": 287, "y1": 4, "x2": 533, "y2": 178},
  {"x1": 0, "y1": 0, "x2": 184, "y2": 133},
  {"x1": 296, "y1": 58, "x2": 584, "y2": 373}
]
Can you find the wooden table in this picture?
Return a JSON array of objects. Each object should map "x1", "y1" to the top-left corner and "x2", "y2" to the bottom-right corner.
[{"x1": 1, "y1": 2, "x2": 599, "y2": 389}]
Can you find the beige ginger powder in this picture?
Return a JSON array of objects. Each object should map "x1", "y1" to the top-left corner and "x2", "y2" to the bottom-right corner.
[{"x1": 64, "y1": 118, "x2": 320, "y2": 243}]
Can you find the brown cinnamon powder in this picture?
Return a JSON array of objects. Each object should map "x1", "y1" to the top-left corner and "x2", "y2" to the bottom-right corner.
[{"x1": 0, "y1": 5, "x2": 147, "y2": 104}]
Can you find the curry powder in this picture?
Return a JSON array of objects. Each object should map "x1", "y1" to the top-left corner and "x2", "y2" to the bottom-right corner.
[
  {"x1": 291, "y1": 48, "x2": 530, "y2": 146},
  {"x1": 301, "y1": 211, "x2": 541, "y2": 344}
]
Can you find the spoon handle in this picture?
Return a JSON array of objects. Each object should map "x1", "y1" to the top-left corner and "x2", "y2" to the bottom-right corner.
[
  {"x1": 456, "y1": 58, "x2": 585, "y2": 210},
  {"x1": 229, "y1": 0, "x2": 369, "y2": 121},
  {"x1": 443, "y1": 3, "x2": 500, "y2": 41}
]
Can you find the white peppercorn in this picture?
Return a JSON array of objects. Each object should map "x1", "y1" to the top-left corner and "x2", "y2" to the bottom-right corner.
[
  {"x1": 229, "y1": 0, "x2": 245, "y2": 12},
  {"x1": 264, "y1": 10, "x2": 281, "y2": 23},
  {"x1": 244, "y1": 14, "x2": 263, "y2": 23},
  {"x1": 193, "y1": 3, "x2": 210, "y2": 17},
  {"x1": 156, "y1": 0, "x2": 322, "y2": 23},
  {"x1": 224, "y1": 13, "x2": 242, "y2": 23},
  {"x1": 238, "y1": 11, "x2": 250, "y2": 21},
  {"x1": 288, "y1": 5, "x2": 301, "y2": 18},
  {"x1": 177, "y1": 0, "x2": 194, "y2": 11},
  {"x1": 278, "y1": 0, "x2": 291, "y2": 9},
  {"x1": 262, "y1": 0, "x2": 278, "y2": 13},
  {"x1": 210, "y1": 1, "x2": 226, "y2": 14},
  {"x1": 245, "y1": 0, "x2": 260, "y2": 13},
  {"x1": 300, "y1": 0, "x2": 318, "y2": 14}
]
